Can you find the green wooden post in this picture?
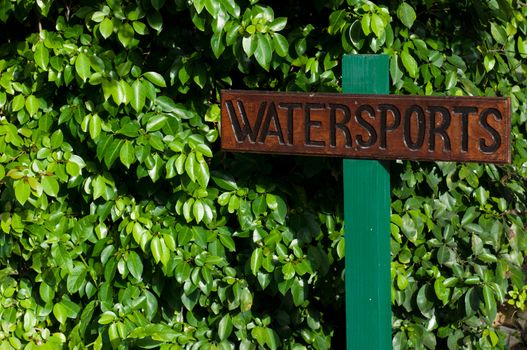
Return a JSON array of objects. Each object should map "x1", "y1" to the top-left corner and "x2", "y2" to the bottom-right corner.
[{"x1": 343, "y1": 55, "x2": 392, "y2": 349}]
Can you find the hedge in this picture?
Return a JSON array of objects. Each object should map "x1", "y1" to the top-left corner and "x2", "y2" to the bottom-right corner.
[{"x1": 0, "y1": 0, "x2": 526, "y2": 349}]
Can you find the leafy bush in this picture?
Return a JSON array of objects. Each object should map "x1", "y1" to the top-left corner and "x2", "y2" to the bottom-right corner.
[{"x1": 0, "y1": 0, "x2": 526, "y2": 349}]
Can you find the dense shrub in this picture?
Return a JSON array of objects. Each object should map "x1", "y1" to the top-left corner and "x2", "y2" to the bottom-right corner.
[{"x1": 0, "y1": 0, "x2": 526, "y2": 349}]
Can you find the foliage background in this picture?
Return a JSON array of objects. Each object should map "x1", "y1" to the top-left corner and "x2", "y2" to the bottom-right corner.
[{"x1": 0, "y1": 0, "x2": 526, "y2": 349}]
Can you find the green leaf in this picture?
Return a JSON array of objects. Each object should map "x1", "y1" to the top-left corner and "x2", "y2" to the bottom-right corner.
[
  {"x1": 348, "y1": 20, "x2": 364, "y2": 49},
  {"x1": 250, "y1": 247, "x2": 263, "y2": 276},
  {"x1": 151, "y1": 0, "x2": 166, "y2": 10},
  {"x1": 120, "y1": 141, "x2": 135, "y2": 168},
  {"x1": 257, "y1": 271, "x2": 271, "y2": 289},
  {"x1": 178, "y1": 65, "x2": 190, "y2": 85},
  {"x1": 151, "y1": 236, "x2": 162, "y2": 264},
  {"x1": 282, "y1": 262, "x2": 295, "y2": 280},
  {"x1": 25, "y1": 95, "x2": 39, "y2": 116},
  {"x1": 328, "y1": 9, "x2": 346, "y2": 35},
  {"x1": 423, "y1": 332, "x2": 437, "y2": 349},
  {"x1": 396, "y1": 272, "x2": 408, "y2": 290},
  {"x1": 98, "y1": 311, "x2": 117, "y2": 325},
  {"x1": 193, "y1": 199, "x2": 204, "y2": 223},
  {"x1": 252, "y1": 327, "x2": 278, "y2": 350},
  {"x1": 254, "y1": 34, "x2": 272, "y2": 71},
  {"x1": 437, "y1": 245, "x2": 455, "y2": 265},
  {"x1": 519, "y1": 36, "x2": 527, "y2": 58},
  {"x1": 147, "y1": 153, "x2": 163, "y2": 182},
  {"x1": 271, "y1": 195, "x2": 287, "y2": 224},
  {"x1": 39, "y1": 282, "x2": 55, "y2": 303},
  {"x1": 203, "y1": 0, "x2": 219, "y2": 16},
  {"x1": 360, "y1": 13, "x2": 371, "y2": 36},
  {"x1": 447, "y1": 54, "x2": 466, "y2": 71},
  {"x1": 118, "y1": 22, "x2": 135, "y2": 47},
  {"x1": 64, "y1": 65, "x2": 74, "y2": 85},
  {"x1": 0, "y1": 92, "x2": 6, "y2": 108},
  {"x1": 100, "y1": 17, "x2": 114, "y2": 39},
  {"x1": 42, "y1": 176, "x2": 59, "y2": 197},
  {"x1": 75, "y1": 52, "x2": 91, "y2": 82},
  {"x1": 240, "y1": 286, "x2": 253, "y2": 312},
  {"x1": 490, "y1": 22, "x2": 507, "y2": 44},
  {"x1": 475, "y1": 186, "x2": 488, "y2": 206},
  {"x1": 53, "y1": 303, "x2": 68, "y2": 325},
  {"x1": 252, "y1": 195, "x2": 267, "y2": 216},
  {"x1": 393, "y1": 331, "x2": 408, "y2": 350},
  {"x1": 272, "y1": 33, "x2": 288, "y2": 57},
  {"x1": 53, "y1": 300, "x2": 80, "y2": 324},
  {"x1": 155, "y1": 96, "x2": 188, "y2": 116},
  {"x1": 193, "y1": 68, "x2": 207, "y2": 88},
  {"x1": 143, "y1": 71, "x2": 166, "y2": 87},
  {"x1": 397, "y1": 3, "x2": 416, "y2": 28},
  {"x1": 50, "y1": 129, "x2": 64, "y2": 149},
  {"x1": 416, "y1": 284, "x2": 434, "y2": 317},
  {"x1": 160, "y1": 238, "x2": 171, "y2": 265},
  {"x1": 92, "y1": 11, "x2": 106, "y2": 22},
  {"x1": 434, "y1": 277, "x2": 449, "y2": 305},
  {"x1": 195, "y1": 143, "x2": 213, "y2": 158},
  {"x1": 14, "y1": 180, "x2": 31, "y2": 205},
  {"x1": 400, "y1": 213, "x2": 417, "y2": 242},
  {"x1": 146, "y1": 115, "x2": 167, "y2": 132},
  {"x1": 269, "y1": 17, "x2": 287, "y2": 31},
  {"x1": 131, "y1": 79, "x2": 146, "y2": 112},
  {"x1": 147, "y1": 11, "x2": 163, "y2": 32},
  {"x1": 219, "y1": 0, "x2": 238, "y2": 17},
  {"x1": 89, "y1": 113, "x2": 102, "y2": 140},
  {"x1": 482, "y1": 285, "x2": 497, "y2": 320},
  {"x1": 445, "y1": 71, "x2": 457, "y2": 90},
  {"x1": 175, "y1": 261, "x2": 191, "y2": 283},
  {"x1": 242, "y1": 35, "x2": 257, "y2": 57},
  {"x1": 104, "y1": 138, "x2": 124, "y2": 168},
  {"x1": 218, "y1": 314, "x2": 233, "y2": 341},
  {"x1": 266, "y1": 193, "x2": 278, "y2": 210},
  {"x1": 108, "y1": 322, "x2": 121, "y2": 347},
  {"x1": 119, "y1": 80, "x2": 132, "y2": 104},
  {"x1": 127, "y1": 251, "x2": 143, "y2": 280},
  {"x1": 34, "y1": 42, "x2": 49, "y2": 69},
  {"x1": 211, "y1": 171, "x2": 238, "y2": 191},
  {"x1": 461, "y1": 207, "x2": 478, "y2": 226},
  {"x1": 251, "y1": 327, "x2": 267, "y2": 348},
  {"x1": 211, "y1": 31, "x2": 225, "y2": 58},
  {"x1": 66, "y1": 155, "x2": 86, "y2": 177},
  {"x1": 219, "y1": 234, "x2": 235, "y2": 252},
  {"x1": 483, "y1": 54, "x2": 495, "y2": 72},
  {"x1": 370, "y1": 13, "x2": 384, "y2": 37},
  {"x1": 92, "y1": 175, "x2": 106, "y2": 200},
  {"x1": 175, "y1": 153, "x2": 186, "y2": 175},
  {"x1": 67, "y1": 265, "x2": 87, "y2": 293},
  {"x1": 195, "y1": 159, "x2": 209, "y2": 187},
  {"x1": 185, "y1": 152, "x2": 196, "y2": 182},
  {"x1": 291, "y1": 278, "x2": 305, "y2": 306},
  {"x1": 400, "y1": 50, "x2": 418, "y2": 78},
  {"x1": 12, "y1": 94, "x2": 25, "y2": 112},
  {"x1": 133, "y1": 21, "x2": 147, "y2": 35},
  {"x1": 337, "y1": 238, "x2": 345, "y2": 259},
  {"x1": 295, "y1": 37, "x2": 306, "y2": 56}
]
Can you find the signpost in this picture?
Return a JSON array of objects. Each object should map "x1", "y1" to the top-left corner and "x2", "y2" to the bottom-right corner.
[
  {"x1": 342, "y1": 55, "x2": 391, "y2": 350},
  {"x1": 220, "y1": 54, "x2": 511, "y2": 349}
]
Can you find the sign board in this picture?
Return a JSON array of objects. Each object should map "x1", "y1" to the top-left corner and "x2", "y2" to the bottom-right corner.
[{"x1": 221, "y1": 90, "x2": 511, "y2": 163}]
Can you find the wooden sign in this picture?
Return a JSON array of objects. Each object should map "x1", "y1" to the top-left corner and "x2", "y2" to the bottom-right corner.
[{"x1": 221, "y1": 90, "x2": 511, "y2": 163}]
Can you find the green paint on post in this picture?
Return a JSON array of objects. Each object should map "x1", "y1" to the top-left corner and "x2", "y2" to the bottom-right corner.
[{"x1": 343, "y1": 55, "x2": 391, "y2": 349}]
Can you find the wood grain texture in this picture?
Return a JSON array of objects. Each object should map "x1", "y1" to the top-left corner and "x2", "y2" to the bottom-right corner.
[{"x1": 221, "y1": 89, "x2": 511, "y2": 163}]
